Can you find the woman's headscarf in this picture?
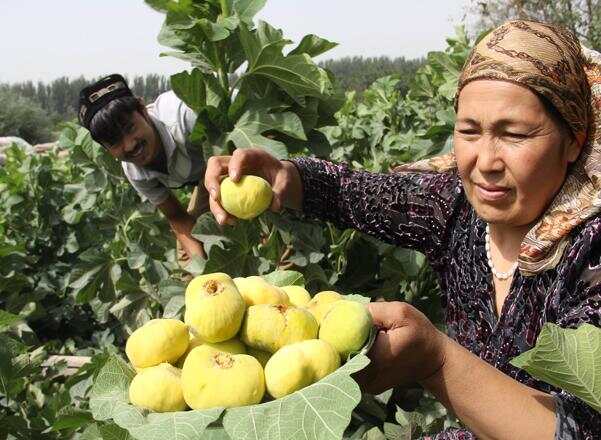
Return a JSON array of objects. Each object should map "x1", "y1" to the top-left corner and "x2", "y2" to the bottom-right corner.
[{"x1": 395, "y1": 20, "x2": 601, "y2": 276}]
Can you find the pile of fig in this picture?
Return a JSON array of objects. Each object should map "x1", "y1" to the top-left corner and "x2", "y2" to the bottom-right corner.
[{"x1": 125, "y1": 272, "x2": 373, "y2": 412}]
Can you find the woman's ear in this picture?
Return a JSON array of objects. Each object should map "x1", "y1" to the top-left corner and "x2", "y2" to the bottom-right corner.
[{"x1": 565, "y1": 134, "x2": 583, "y2": 164}]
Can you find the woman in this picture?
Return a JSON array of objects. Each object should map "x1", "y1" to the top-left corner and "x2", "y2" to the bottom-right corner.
[{"x1": 205, "y1": 21, "x2": 601, "y2": 439}]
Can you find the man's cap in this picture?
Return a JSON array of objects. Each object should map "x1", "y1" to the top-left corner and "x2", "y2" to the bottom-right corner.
[{"x1": 78, "y1": 74, "x2": 134, "y2": 128}]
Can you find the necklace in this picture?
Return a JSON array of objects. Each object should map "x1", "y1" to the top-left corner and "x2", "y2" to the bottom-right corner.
[{"x1": 485, "y1": 224, "x2": 518, "y2": 280}]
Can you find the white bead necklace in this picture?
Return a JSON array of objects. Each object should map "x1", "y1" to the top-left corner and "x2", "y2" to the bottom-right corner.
[{"x1": 485, "y1": 224, "x2": 518, "y2": 280}]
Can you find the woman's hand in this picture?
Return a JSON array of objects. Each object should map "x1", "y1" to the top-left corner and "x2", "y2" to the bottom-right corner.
[
  {"x1": 354, "y1": 301, "x2": 449, "y2": 394},
  {"x1": 204, "y1": 148, "x2": 303, "y2": 226}
]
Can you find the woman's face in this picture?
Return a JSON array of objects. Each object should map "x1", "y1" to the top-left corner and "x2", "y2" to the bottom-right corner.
[{"x1": 454, "y1": 80, "x2": 581, "y2": 228}]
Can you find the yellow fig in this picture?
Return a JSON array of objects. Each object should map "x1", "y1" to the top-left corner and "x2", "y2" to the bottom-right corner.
[
  {"x1": 319, "y1": 300, "x2": 373, "y2": 358},
  {"x1": 306, "y1": 291, "x2": 343, "y2": 324},
  {"x1": 247, "y1": 347, "x2": 272, "y2": 368},
  {"x1": 300, "y1": 339, "x2": 341, "y2": 378},
  {"x1": 241, "y1": 304, "x2": 318, "y2": 353},
  {"x1": 281, "y1": 285, "x2": 311, "y2": 307},
  {"x1": 220, "y1": 175, "x2": 273, "y2": 220},
  {"x1": 129, "y1": 363, "x2": 187, "y2": 412},
  {"x1": 176, "y1": 333, "x2": 246, "y2": 368},
  {"x1": 182, "y1": 345, "x2": 265, "y2": 409},
  {"x1": 264, "y1": 344, "x2": 312, "y2": 399},
  {"x1": 184, "y1": 273, "x2": 245, "y2": 343},
  {"x1": 125, "y1": 319, "x2": 189, "y2": 369},
  {"x1": 233, "y1": 276, "x2": 289, "y2": 306},
  {"x1": 264, "y1": 339, "x2": 340, "y2": 398}
]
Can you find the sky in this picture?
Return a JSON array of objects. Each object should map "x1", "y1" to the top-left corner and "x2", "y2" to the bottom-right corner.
[{"x1": 0, "y1": 1, "x2": 469, "y2": 84}]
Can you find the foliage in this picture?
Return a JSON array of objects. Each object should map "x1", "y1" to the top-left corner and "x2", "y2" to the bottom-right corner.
[
  {"x1": 511, "y1": 323, "x2": 601, "y2": 415},
  {"x1": 319, "y1": 56, "x2": 425, "y2": 94},
  {"x1": 0, "y1": 5, "x2": 481, "y2": 439},
  {"x1": 468, "y1": 0, "x2": 601, "y2": 50},
  {"x1": 0, "y1": 89, "x2": 54, "y2": 144},
  {"x1": 147, "y1": 0, "x2": 344, "y2": 160},
  {"x1": 323, "y1": 27, "x2": 471, "y2": 173}
]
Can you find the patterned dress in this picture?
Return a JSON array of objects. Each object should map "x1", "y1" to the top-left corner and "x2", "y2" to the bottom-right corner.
[{"x1": 292, "y1": 157, "x2": 601, "y2": 440}]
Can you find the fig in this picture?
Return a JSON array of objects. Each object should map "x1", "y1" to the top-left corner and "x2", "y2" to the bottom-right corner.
[
  {"x1": 176, "y1": 333, "x2": 246, "y2": 367},
  {"x1": 184, "y1": 272, "x2": 245, "y2": 343},
  {"x1": 220, "y1": 175, "x2": 273, "y2": 220},
  {"x1": 300, "y1": 339, "x2": 341, "y2": 378},
  {"x1": 280, "y1": 285, "x2": 311, "y2": 307},
  {"x1": 233, "y1": 276, "x2": 289, "y2": 306},
  {"x1": 182, "y1": 345, "x2": 265, "y2": 409},
  {"x1": 319, "y1": 300, "x2": 373, "y2": 358},
  {"x1": 241, "y1": 304, "x2": 318, "y2": 353},
  {"x1": 129, "y1": 363, "x2": 187, "y2": 412},
  {"x1": 264, "y1": 339, "x2": 340, "y2": 398},
  {"x1": 306, "y1": 290, "x2": 342, "y2": 324},
  {"x1": 125, "y1": 318, "x2": 188, "y2": 369}
]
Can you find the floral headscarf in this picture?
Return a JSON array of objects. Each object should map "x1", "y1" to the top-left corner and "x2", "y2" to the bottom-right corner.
[{"x1": 395, "y1": 20, "x2": 601, "y2": 276}]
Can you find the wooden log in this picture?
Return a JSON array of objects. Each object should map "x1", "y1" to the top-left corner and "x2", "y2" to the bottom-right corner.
[{"x1": 42, "y1": 355, "x2": 92, "y2": 376}]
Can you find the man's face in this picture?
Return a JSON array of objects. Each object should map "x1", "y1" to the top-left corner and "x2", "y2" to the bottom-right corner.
[{"x1": 103, "y1": 110, "x2": 161, "y2": 167}]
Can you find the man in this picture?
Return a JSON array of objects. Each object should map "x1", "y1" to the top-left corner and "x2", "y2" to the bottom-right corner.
[{"x1": 78, "y1": 74, "x2": 207, "y2": 261}]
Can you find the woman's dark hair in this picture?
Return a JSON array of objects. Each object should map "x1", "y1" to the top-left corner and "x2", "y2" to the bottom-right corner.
[
  {"x1": 538, "y1": 93, "x2": 574, "y2": 142},
  {"x1": 89, "y1": 96, "x2": 145, "y2": 147}
]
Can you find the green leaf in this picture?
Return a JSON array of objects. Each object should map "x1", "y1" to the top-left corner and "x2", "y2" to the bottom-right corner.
[
  {"x1": 0, "y1": 309, "x2": 21, "y2": 332},
  {"x1": 125, "y1": 410, "x2": 224, "y2": 440},
  {"x1": 69, "y1": 249, "x2": 116, "y2": 304},
  {"x1": 89, "y1": 356, "x2": 135, "y2": 421},
  {"x1": 510, "y1": 323, "x2": 601, "y2": 414},
  {"x1": 171, "y1": 69, "x2": 207, "y2": 113},
  {"x1": 89, "y1": 355, "x2": 223, "y2": 439},
  {"x1": 233, "y1": 0, "x2": 267, "y2": 24},
  {"x1": 289, "y1": 35, "x2": 338, "y2": 58},
  {"x1": 227, "y1": 108, "x2": 305, "y2": 159},
  {"x1": 262, "y1": 270, "x2": 305, "y2": 287},
  {"x1": 246, "y1": 48, "x2": 332, "y2": 105},
  {"x1": 222, "y1": 354, "x2": 369, "y2": 439},
  {"x1": 197, "y1": 18, "x2": 231, "y2": 42},
  {"x1": 99, "y1": 423, "x2": 136, "y2": 440}
]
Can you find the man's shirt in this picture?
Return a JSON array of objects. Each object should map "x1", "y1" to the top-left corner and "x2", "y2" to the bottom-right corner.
[{"x1": 121, "y1": 91, "x2": 204, "y2": 205}]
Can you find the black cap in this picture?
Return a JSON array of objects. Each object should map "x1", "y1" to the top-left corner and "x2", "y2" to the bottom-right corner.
[{"x1": 78, "y1": 74, "x2": 133, "y2": 128}]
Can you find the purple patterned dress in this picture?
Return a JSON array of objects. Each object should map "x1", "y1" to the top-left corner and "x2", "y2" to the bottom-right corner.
[{"x1": 291, "y1": 157, "x2": 601, "y2": 440}]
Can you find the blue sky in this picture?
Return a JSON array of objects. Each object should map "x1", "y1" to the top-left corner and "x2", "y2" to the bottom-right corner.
[{"x1": 0, "y1": 1, "x2": 468, "y2": 83}]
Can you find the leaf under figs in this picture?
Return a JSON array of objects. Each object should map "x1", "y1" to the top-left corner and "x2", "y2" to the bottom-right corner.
[
  {"x1": 89, "y1": 352, "x2": 370, "y2": 440},
  {"x1": 222, "y1": 354, "x2": 369, "y2": 440}
]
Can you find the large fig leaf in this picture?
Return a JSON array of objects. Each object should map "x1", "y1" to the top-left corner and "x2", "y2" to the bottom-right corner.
[
  {"x1": 222, "y1": 353, "x2": 370, "y2": 439},
  {"x1": 511, "y1": 323, "x2": 601, "y2": 414},
  {"x1": 227, "y1": 109, "x2": 305, "y2": 159},
  {"x1": 89, "y1": 356, "x2": 223, "y2": 440},
  {"x1": 89, "y1": 352, "x2": 369, "y2": 440}
]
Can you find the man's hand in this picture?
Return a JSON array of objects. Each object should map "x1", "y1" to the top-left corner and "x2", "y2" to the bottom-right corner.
[
  {"x1": 176, "y1": 231, "x2": 206, "y2": 261},
  {"x1": 354, "y1": 301, "x2": 448, "y2": 394}
]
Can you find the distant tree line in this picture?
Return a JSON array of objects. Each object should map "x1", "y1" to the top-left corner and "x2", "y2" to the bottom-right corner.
[
  {"x1": 319, "y1": 56, "x2": 425, "y2": 94},
  {"x1": 0, "y1": 74, "x2": 170, "y2": 123},
  {"x1": 1, "y1": 57, "x2": 424, "y2": 144}
]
